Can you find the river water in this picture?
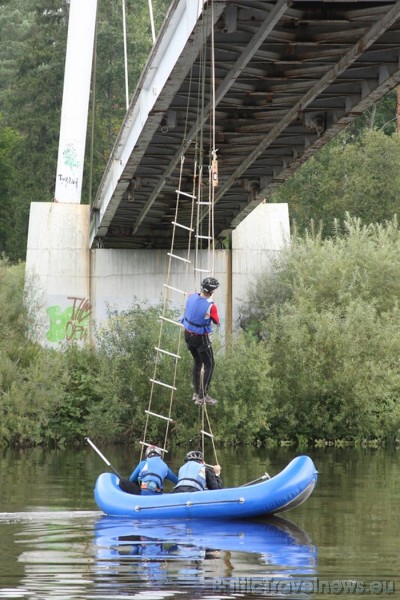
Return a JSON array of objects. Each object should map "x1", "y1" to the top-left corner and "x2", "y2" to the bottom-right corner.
[{"x1": 0, "y1": 445, "x2": 398, "y2": 599}]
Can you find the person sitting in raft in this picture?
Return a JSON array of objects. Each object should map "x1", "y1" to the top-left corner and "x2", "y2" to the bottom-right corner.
[
  {"x1": 172, "y1": 450, "x2": 222, "y2": 493},
  {"x1": 119, "y1": 445, "x2": 178, "y2": 495}
]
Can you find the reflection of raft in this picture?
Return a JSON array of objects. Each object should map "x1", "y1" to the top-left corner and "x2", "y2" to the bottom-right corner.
[
  {"x1": 94, "y1": 455, "x2": 318, "y2": 520},
  {"x1": 94, "y1": 513, "x2": 317, "y2": 571}
]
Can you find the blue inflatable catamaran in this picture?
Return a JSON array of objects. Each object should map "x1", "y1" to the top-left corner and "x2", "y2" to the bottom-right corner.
[{"x1": 94, "y1": 455, "x2": 317, "y2": 520}]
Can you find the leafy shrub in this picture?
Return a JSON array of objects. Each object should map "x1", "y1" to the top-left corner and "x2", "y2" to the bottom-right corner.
[
  {"x1": 0, "y1": 349, "x2": 66, "y2": 446},
  {"x1": 241, "y1": 217, "x2": 400, "y2": 444},
  {"x1": 211, "y1": 333, "x2": 274, "y2": 445},
  {"x1": 94, "y1": 300, "x2": 193, "y2": 443}
]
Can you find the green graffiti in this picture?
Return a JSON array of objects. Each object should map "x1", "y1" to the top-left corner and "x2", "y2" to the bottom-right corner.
[
  {"x1": 47, "y1": 297, "x2": 91, "y2": 342},
  {"x1": 63, "y1": 145, "x2": 80, "y2": 170},
  {"x1": 47, "y1": 305, "x2": 74, "y2": 342}
]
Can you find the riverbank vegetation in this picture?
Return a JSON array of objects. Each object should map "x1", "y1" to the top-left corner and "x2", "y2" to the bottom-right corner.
[{"x1": 1, "y1": 216, "x2": 400, "y2": 448}]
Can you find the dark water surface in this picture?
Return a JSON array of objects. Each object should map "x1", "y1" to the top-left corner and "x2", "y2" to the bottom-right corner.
[{"x1": 0, "y1": 445, "x2": 398, "y2": 599}]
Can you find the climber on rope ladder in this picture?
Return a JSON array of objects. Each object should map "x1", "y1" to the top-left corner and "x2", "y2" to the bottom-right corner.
[{"x1": 181, "y1": 276, "x2": 220, "y2": 406}]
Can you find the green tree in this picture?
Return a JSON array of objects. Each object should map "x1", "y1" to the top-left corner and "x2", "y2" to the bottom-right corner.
[
  {"x1": 272, "y1": 129, "x2": 400, "y2": 236},
  {"x1": 0, "y1": 0, "x2": 69, "y2": 261},
  {"x1": 0, "y1": 1, "x2": 35, "y2": 104},
  {"x1": 345, "y1": 90, "x2": 397, "y2": 137},
  {"x1": 240, "y1": 217, "x2": 400, "y2": 444},
  {"x1": 0, "y1": 117, "x2": 22, "y2": 257}
]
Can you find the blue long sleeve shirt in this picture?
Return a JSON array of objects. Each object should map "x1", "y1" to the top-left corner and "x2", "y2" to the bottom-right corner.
[{"x1": 129, "y1": 456, "x2": 178, "y2": 490}]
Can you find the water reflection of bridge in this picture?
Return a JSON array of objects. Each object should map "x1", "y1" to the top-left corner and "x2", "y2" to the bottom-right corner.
[{"x1": 90, "y1": 0, "x2": 400, "y2": 250}]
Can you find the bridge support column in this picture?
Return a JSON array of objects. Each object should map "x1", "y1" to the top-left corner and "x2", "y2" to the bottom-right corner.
[
  {"x1": 25, "y1": 202, "x2": 91, "y2": 345},
  {"x1": 231, "y1": 202, "x2": 290, "y2": 330},
  {"x1": 55, "y1": 0, "x2": 98, "y2": 204}
]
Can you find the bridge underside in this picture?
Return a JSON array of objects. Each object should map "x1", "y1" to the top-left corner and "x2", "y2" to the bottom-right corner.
[{"x1": 90, "y1": 0, "x2": 400, "y2": 249}]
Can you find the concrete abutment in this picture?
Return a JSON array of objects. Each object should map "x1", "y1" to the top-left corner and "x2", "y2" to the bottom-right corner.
[{"x1": 25, "y1": 202, "x2": 289, "y2": 346}]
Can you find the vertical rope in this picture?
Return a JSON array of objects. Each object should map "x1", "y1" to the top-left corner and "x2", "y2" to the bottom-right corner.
[
  {"x1": 148, "y1": 0, "x2": 156, "y2": 45},
  {"x1": 210, "y1": 0, "x2": 217, "y2": 275},
  {"x1": 198, "y1": 0, "x2": 219, "y2": 466},
  {"x1": 205, "y1": 406, "x2": 218, "y2": 464},
  {"x1": 122, "y1": 0, "x2": 129, "y2": 110}
]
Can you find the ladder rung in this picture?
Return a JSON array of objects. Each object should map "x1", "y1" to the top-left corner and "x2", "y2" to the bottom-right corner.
[
  {"x1": 145, "y1": 410, "x2": 174, "y2": 422},
  {"x1": 150, "y1": 378, "x2": 177, "y2": 391},
  {"x1": 196, "y1": 234, "x2": 213, "y2": 240},
  {"x1": 159, "y1": 315, "x2": 182, "y2": 327},
  {"x1": 200, "y1": 430, "x2": 215, "y2": 439},
  {"x1": 163, "y1": 283, "x2": 187, "y2": 295},
  {"x1": 176, "y1": 190, "x2": 196, "y2": 199},
  {"x1": 155, "y1": 346, "x2": 181, "y2": 359},
  {"x1": 194, "y1": 268, "x2": 211, "y2": 273},
  {"x1": 197, "y1": 201, "x2": 211, "y2": 205},
  {"x1": 167, "y1": 252, "x2": 191, "y2": 263},
  {"x1": 140, "y1": 441, "x2": 168, "y2": 454},
  {"x1": 171, "y1": 221, "x2": 194, "y2": 232}
]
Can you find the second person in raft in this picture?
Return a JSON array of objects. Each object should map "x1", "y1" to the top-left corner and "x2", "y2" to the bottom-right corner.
[
  {"x1": 127, "y1": 445, "x2": 178, "y2": 495},
  {"x1": 181, "y1": 277, "x2": 220, "y2": 405},
  {"x1": 172, "y1": 450, "x2": 223, "y2": 493}
]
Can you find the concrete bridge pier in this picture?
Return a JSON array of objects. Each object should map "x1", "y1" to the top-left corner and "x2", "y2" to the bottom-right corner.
[{"x1": 25, "y1": 202, "x2": 91, "y2": 345}]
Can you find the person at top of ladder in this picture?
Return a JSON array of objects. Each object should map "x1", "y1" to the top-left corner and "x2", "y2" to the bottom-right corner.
[
  {"x1": 181, "y1": 277, "x2": 220, "y2": 406},
  {"x1": 124, "y1": 445, "x2": 178, "y2": 495}
]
